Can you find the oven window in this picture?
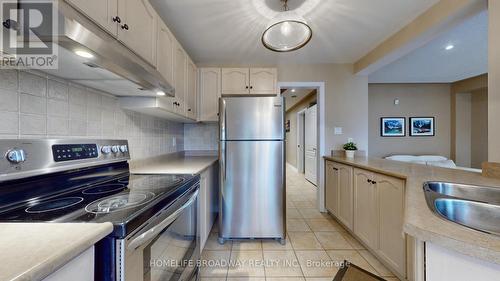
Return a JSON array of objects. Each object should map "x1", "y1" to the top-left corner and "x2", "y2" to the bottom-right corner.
[{"x1": 143, "y1": 203, "x2": 198, "y2": 281}]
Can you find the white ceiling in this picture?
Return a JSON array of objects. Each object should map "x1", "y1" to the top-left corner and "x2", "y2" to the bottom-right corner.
[
  {"x1": 150, "y1": 0, "x2": 439, "y2": 65},
  {"x1": 369, "y1": 10, "x2": 488, "y2": 83}
]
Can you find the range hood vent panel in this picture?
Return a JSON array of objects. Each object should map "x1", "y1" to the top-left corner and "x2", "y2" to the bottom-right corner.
[{"x1": 31, "y1": 1, "x2": 174, "y2": 97}]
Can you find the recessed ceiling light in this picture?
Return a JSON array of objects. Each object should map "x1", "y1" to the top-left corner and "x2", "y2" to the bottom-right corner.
[
  {"x1": 445, "y1": 44, "x2": 454, "y2": 51},
  {"x1": 156, "y1": 91, "x2": 166, "y2": 96},
  {"x1": 291, "y1": 89, "x2": 296, "y2": 92},
  {"x1": 74, "y1": 50, "x2": 94, "y2": 58}
]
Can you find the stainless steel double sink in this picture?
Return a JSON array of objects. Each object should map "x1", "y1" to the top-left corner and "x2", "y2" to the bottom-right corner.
[{"x1": 424, "y1": 181, "x2": 500, "y2": 236}]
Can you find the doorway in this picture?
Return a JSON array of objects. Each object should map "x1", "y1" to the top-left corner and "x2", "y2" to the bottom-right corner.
[{"x1": 279, "y1": 82, "x2": 326, "y2": 211}]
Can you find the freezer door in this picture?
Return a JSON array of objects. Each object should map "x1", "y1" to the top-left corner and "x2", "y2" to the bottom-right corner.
[
  {"x1": 219, "y1": 140, "x2": 285, "y2": 239},
  {"x1": 220, "y1": 96, "x2": 284, "y2": 140}
]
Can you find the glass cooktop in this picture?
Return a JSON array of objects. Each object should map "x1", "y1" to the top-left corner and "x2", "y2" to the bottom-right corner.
[{"x1": 0, "y1": 173, "x2": 197, "y2": 237}]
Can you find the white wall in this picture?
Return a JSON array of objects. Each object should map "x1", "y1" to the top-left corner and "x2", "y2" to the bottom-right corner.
[{"x1": 0, "y1": 70, "x2": 184, "y2": 161}]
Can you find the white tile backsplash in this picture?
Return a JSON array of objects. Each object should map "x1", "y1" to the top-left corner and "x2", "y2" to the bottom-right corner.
[
  {"x1": 0, "y1": 89, "x2": 18, "y2": 112},
  {"x1": 0, "y1": 70, "x2": 184, "y2": 161},
  {"x1": 19, "y1": 71, "x2": 47, "y2": 97},
  {"x1": 184, "y1": 123, "x2": 219, "y2": 151},
  {"x1": 0, "y1": 112, "x2": 19, "y2": 134},
  {"x1": 47, "y1": 79, "x2": 68, "y2": 101},
  {"x1": 0, "y1": 69, "x2": 18, "y2": 91}
]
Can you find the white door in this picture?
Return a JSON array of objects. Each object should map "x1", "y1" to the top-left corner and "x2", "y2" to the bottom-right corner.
[
  {"x1": 296, "y1": 109, "x2": 306, "y2": 173},
  {"x1": 304, "y1": 104, "x2": 317, "y2": 185}
]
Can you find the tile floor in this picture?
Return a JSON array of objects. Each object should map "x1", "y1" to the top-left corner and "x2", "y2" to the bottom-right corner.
[{"x1": 200, "y1": 165, "x2": 401, "y2": 281}]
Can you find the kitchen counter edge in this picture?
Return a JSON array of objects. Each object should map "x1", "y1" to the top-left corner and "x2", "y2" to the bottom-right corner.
[{"x1": 0, "y1": 222, "x2": 113, "y2": 281}]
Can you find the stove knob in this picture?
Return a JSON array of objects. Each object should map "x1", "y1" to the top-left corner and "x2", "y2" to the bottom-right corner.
[
  {"x1": 101, "y1": 146, "x2": 111, "y2": 154},
  {"x1": 6, "y1": 149, "x2": 26, "y2": 164},
  {"x1": 111, "y1": 146, "x2": 119, "y2": 154},
  {"x1": 119, "y1": 145, "x2": 128, "y2": 153}
]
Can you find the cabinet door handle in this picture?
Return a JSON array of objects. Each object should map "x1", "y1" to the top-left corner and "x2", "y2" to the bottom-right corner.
[
  {"x1": 372, "y1": 181, "x2": 377, "y2": 185},
  {"x1": 250, "y1": 86, "x2": 253, "y2": 89},
  {"x1": 188, "y1": 108, "x2": 192, "y2": 112},
  {"x1": 121, "y1": 24, "x2": 129, "y2": 30},
  {"x1": 367, "y1": 179, "x2": 372, "y2": 183},
  {"x1": 245, "y1": 86, "x2": 249, "y2": 89},
  {"x1": 332, "y1": 167, "x2": 338, "y2": 171},
  {"x1": 112, "y1": 16, "x2": 121, "y2": 23}
]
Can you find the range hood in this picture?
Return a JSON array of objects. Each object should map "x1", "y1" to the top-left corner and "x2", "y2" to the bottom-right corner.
[{"x1": 31, "y1": 1, "x2": 174, "y2": 97}]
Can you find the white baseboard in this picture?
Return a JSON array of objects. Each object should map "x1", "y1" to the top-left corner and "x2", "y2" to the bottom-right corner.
[{"x1": 286, "y1": 163, "x2": 298, "y2": 173}]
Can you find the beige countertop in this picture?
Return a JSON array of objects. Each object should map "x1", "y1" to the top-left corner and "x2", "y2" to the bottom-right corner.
[
  {"x1": 324, "y1": 155, "x2": 500, "y2": 265},
  {"x1": 130, "y1": 152, "x2": 218, "y2": 175},
  {"x1": 0, "y1": 223, "x2": 113, "y2": 281}
]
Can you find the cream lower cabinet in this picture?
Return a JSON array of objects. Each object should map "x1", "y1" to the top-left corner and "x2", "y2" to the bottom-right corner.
[
  {"x1": 353, "y1": 168, "x2": 378, "y2": 249},
  {"x1": 198, "y1": 162, "x2": 219, "y2": 253},
  {"x1": 376, "y1": 173, "x2": 406, "y2": 277},
  {"x1": 353, "y1": 167, "x2": 406, "y2": 277},
  {"x1": 325, "y1": 161, "x2": 353, "y2": 230}
]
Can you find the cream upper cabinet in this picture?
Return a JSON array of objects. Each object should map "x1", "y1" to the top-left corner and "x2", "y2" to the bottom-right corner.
[
  {"x1": 221, "y1": 68, "x2": 250, "y2": 95},
  {"x1": 117, "y1": 0, "x2": 157, "y2": 66},
  {"x1": 156, "y1": 19, "x2": 175, "y2": 86},
  {"x1": 186, "y1": 58, "x2": 197, "y2": 120},
  {"x1": 250, "y1": 68, "x2": 277, "y2": 95},
  {"x1": 173, "y1": 42, "x2": 187, "y2": 114},
  {"x1": 199, "y1": 68, "x2": 221, "y2": 122},
  {"x1": 353, "y1": 168, "x2": 378, "y2": 250},
  {"x1": 325, "y1": 161, "x2": 340, "y2": 216},
  {"x1": 221, "y1": 68, "x2": 277, "y2": 95},
  {"x1": 66, "y1": 0, "x2": 118, "y2": 36},
  {"x1": 376, "y1": 173, "x2": 406, "y2": 277}
]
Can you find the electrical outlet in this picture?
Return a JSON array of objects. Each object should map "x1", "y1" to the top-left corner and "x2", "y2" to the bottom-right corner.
[{"x1": 334, "y1": 127, "x2": 343, "y2": 135}]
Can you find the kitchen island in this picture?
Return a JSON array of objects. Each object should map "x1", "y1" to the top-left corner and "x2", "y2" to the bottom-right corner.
[{"x1": 324, "y1": 155, "x2": 500, "y2": 281}]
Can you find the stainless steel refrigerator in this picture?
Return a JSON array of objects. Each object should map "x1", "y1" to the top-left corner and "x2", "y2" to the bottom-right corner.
[{"x1": 218, "y1": 96, "x2": 286, "y2": 244}]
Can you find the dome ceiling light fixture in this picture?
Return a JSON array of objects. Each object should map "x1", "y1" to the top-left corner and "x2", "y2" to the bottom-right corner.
[{"x1": 261, "y1": 0, "x2": 312, "y2": 52}]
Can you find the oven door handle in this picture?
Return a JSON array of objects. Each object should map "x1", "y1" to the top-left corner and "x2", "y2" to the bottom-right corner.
[{"x1": 127, "y1": 189, "x2": 199, "y2": 250}]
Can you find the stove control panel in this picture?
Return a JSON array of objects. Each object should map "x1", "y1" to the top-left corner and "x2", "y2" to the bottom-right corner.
[{"x1": 52, "y1": 144, "x2": 98, "y2": 162}]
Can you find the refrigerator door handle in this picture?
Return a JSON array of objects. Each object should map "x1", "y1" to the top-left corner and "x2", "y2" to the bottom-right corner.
[
  {"x1": 219, "y1": 98, "x2": 227, "y2": 141},
  {"x1": 221, "y1": 141, "x2": 227, "y2": 182}
]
